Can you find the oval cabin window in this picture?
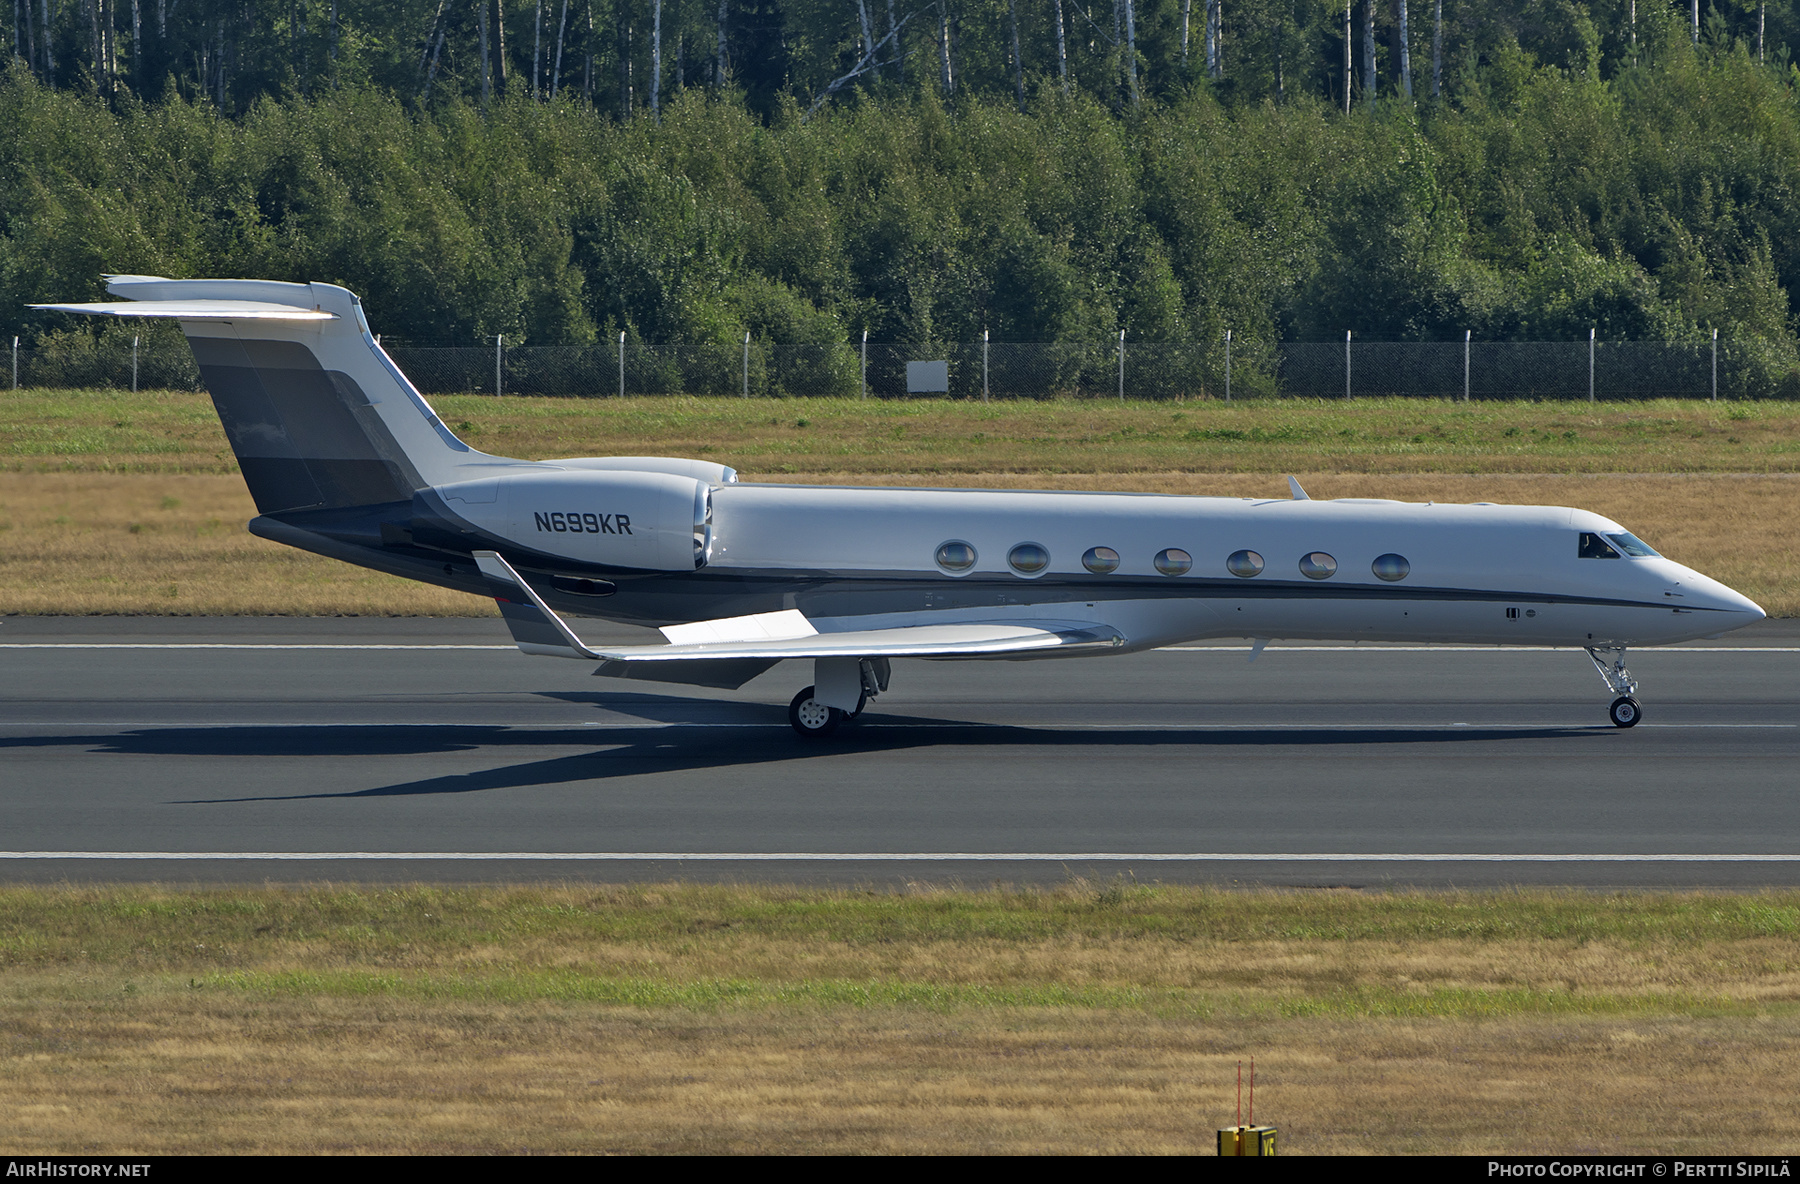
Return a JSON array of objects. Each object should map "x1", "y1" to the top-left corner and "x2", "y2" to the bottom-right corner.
[
  {"x1": 1082, "y1": 546, "x2": 1120, "y2": 575},
  {"x1": 1154, "y1": 549, "x2": 1193, "y2": 576},
  {"x1": 1299, "y1": 552, "x2": 1337, "y2": 580},
  {"x1": 936, "y1": 541, "x2": 977, "y2": 572},
  {"x1": 1008, "y1": 543, "x2": 1050, "y2": 575},
  {"x1": 1371, "y1": 553, "x2": 1410, "y2": 581},
  {"x1": 1226, "y1": 550, "x2": 1264, "y2": 578}
]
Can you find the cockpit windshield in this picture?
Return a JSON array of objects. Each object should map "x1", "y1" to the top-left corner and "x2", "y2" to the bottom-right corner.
[
  {"x1": 1606, "y1": 532, "x2": 1660, "y2": 558},
  {"x1": 1579, "y1": 531, "x2": 1660, "y2": 559},
  {"x1": 1578, "y1": 532, "x2": 1620, "y2": 559}
]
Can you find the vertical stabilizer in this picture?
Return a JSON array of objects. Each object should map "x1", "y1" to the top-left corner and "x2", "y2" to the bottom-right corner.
[{"x1": 36, "y1": 276, "x2": 490, "y2": 515}]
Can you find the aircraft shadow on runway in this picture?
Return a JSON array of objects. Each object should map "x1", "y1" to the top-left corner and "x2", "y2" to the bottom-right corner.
[{"x1": 0, "y1": 689, "x2": 1600, "y2": 805}]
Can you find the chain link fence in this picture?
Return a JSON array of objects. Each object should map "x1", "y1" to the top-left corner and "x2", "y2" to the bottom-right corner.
[{"x1": 9, "y1": 335, "x2": 1799, "y2": 401}]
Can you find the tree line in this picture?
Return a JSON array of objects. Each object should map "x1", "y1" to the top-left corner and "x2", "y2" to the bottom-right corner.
[
  {"x1": 9, "y1": 2, "x2": 1800, "y2": 118},
  {"x1": 3, "y1": 3, "x2": 1799, "y2": 381}
]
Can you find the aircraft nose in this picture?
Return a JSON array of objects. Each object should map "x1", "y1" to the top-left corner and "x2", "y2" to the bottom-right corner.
[{"x1": 1698, "y1": 581, "x2": 1766, "y2": 627}]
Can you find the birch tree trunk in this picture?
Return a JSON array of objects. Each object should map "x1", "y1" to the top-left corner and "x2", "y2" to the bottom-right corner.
[
  {"x1": 648, "y1": 0, "x2": 658, "y2": 113},
  {"x1": 533, "y1": 0, "x2": 543, "y2": 98},
  {"x1": 1342, "y1": 0, "x2": 1350, "y2": 113},
  {"x1": 1124, "y1": 0, "x2": 1139, "y2": 104},
  {"x1": 621, "y1": 15, "x2": 631, "y2": 114},
  {"x1": 479, "y1": 0, "x2": 490, "y2": 102},
  {"x1": 1397, "y1": 0, "x2": 1409, "y2": 99},
  {"x1": 1361, "y1": 0, "x2": 1375, "y2": 108},
  {"x1": 21, "y1": 0, "x2": 35, "y2": 78},
  {"x1": 131, "y1": 0, "x2": 140, "y2": 89},
  {"x1": 1181, "y1": 0, "x2": 1188, "y2": 68},
  {"x1": 1055, "y1": 0, "x2": 1067, "y2": 95},
  {"x1": 938, "y1": 7, "x2": 952, "y2": 95},
  {"x1": 585, "y1": 0, "x2": 593, "y2": 100},
  {"x1": 1204, "y1": 0, "x2": 1214, "y2": 76},
  {"x1": 554, "y1": 0, "x2": 570, "y2": 97},
  {"x1": 1759, "y1": 2, "x2": 1765, "y2": 61},
  {"x1": 494, "y1": 0, "x2": 508, "y2": 89},
  {"x1": 41, "y1": 0, "x2": 52, "y2": 82},
  {"x1": 1690, "y1": 0, "x2": 1698, "y2": 45}
]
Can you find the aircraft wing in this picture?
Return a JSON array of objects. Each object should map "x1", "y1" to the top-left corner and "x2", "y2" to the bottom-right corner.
[{"x1": 473, "y1": 551, "x2": 1124, "y2": 688}]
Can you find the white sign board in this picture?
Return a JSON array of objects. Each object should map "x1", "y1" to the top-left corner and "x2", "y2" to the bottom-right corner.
[{"x1": 906, "y1": 360, "x2": 950, "y2": 393}]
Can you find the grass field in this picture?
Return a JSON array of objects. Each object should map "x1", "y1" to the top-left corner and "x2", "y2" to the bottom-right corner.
[
  {"x1": 2, "y1": 391, "x2": 1796, "y2": 615},
  {"x1": 7, "y1": 390, "x2": 1800, "y2": 476},
  {"x1": 2, "y1": 883, "x2": 1796, "y2": 1154}
]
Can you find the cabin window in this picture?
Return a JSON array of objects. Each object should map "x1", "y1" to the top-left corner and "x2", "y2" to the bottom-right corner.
[
  {"x1": 1082, "y1": 546, "x2": 1120, "y2": 575},
  {"x1": 1154, "y1": 548, "x2": 1193, "y2": 576},
  {"x1": 1226, "y1": 550, "x2": 1264, "y2": 578},
  {"x1": 1008, "y1": 543, "x2": 1050, "y2": 575},
  {"x1": 936, "y1": 541, "x2": 977, "y2": 572},
  {"x1": 1371, "y1": 553, "x2": 1410, "y2": 582},
  {"x1": 1299, "y1": 552, "x2": 1338, "y2": 580},
  {"x1": 1606, "y1": 532, "x2": 1659, "y2": 558},
  {"x1": 1578, "y1": 532, "x2": 1621, "y2": 559}
]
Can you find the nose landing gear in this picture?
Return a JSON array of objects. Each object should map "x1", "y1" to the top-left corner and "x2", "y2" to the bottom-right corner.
[{"x1": 1587, "y1": 647, "x2": 1641, "y2": 728}]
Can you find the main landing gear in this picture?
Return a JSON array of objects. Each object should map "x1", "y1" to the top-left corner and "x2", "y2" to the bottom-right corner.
[
  {"x1": 788, "y1": 657, "x2": 890, "y2": 738},
  {"x1": 1587, "y1": 646, "x2": 1641, "y2": 729}
]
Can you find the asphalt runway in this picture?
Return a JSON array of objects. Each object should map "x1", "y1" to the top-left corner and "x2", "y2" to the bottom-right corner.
[{"x1": 2, "y1": 614, "x2": 1797, "y2": 888}]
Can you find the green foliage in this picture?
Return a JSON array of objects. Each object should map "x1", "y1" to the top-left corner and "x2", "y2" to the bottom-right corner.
[{"x1": 5, "y1": 10, "x2": 1800, "y2": 373}]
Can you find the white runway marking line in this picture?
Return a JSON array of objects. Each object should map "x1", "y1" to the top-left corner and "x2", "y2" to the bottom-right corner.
[
  {"x1": 0, "y1": 643, "x2": 517, "y2": 650},
  {"x1": 2, "y1": 643, "x2": 1797, "y2": 653},
  {"x1": 4, "y1": 721, "x2": 1795, "y2": 731},
  {"x1": 2, "y1": 852, "x2": 1798, "y2": 863}
]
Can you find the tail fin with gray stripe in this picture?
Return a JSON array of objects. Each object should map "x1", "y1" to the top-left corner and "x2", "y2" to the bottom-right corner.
[{"x1": 35, "y1": 276, "x2": 485, "y2": 515}]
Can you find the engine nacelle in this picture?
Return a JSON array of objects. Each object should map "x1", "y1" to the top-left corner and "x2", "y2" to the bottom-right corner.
[{"x1": 434, "y1": 469, "x2": 711, "y2": 571}]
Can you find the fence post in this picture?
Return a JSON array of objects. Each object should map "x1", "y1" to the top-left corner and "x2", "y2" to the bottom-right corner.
[
  {"x1": 618, "y1": 331, "x2": 625, "y2": 398},
  {"x1": 1711, "y1": 328, "x2": 1718, "y2": 402},
  {"x1": 861, "y1": 329, "x2": 868, "y2": 401},
  {"x1": 132, "y1": 334, "x2": 139, "y2": 393},
  {"x1": 495, "y1": 334, "x2": 503, "y2": 397},
  {"x1": 982, "y1": 328, "x2": 989, "y2": 404},
  {"x1": 1224, "y1": 329, "x2": 1232, "y2": 402},
  {"x1": 1344, "y1": 330, "x2": 1352, "y2": 400},
  {"x1": 1117, "y1": 329, "x2": 1125, "y2": 401},
  {"x1": 743, "y1": 331, "x2": 750, "y2": 398},
  {"x1": 1588, "y1": 328, "x2": 1595, "y2": 403},
  {"x1": 13, "y1": 335, "x2": 19, "y2": 390},
  {"x1": 1463, "y1": 330, "x2": 1471, "y2": 402}
]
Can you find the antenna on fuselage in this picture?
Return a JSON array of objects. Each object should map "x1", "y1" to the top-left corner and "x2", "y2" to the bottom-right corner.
[{"x1": 1286, "y1": 476, "x2": 1310, "y2": 500}]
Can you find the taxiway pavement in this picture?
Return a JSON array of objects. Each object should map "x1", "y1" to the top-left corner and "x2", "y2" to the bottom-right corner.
[{"x1": 2, "y1": 615, "x2": 1796, "y2": 887}]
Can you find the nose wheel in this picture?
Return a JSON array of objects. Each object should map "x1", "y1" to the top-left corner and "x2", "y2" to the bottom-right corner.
[{"x1": 1588, "y1": 647, "x2": 1642, "y2": 728}]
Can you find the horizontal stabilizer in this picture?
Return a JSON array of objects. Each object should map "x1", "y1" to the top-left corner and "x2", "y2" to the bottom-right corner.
[
  {"x1": 473, "y1": 551, "x2": 601, "y2": 660},
  {"x1": 30, "y1": 300, "x2": 337, "y2": 321}
]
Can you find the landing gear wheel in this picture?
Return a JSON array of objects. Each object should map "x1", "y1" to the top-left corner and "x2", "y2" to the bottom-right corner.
[
  {"x1": 1609, "y1": 696, "x2": 1642, "y2": 729},
  {"x1": 788, "y1": 686, "x2": 843, "y2": 738}
]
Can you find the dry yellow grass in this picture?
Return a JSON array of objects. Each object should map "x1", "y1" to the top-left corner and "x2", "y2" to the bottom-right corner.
[
  {"x1": 5, "y1": 999, "x2": 1797, "y2": 1154},
  {"x1": 0, "y1": 472, "x2": 490, "y2": 616},
  {"x1": 2, "y1": 883, "x2": 1797, "y2": 1154},
  {"x1": 2, "y1": 470, "x2": 1794, "y2": 615}
]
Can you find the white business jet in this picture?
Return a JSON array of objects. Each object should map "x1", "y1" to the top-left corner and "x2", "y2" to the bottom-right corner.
[{"x1": 39, "y1": 276, "x2": 1766, "y2": 734}]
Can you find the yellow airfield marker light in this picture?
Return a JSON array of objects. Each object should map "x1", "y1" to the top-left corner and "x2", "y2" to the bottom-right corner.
[{"x1": 1218, "y1": 1057, "x2": 1278, "y2": 1156}]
